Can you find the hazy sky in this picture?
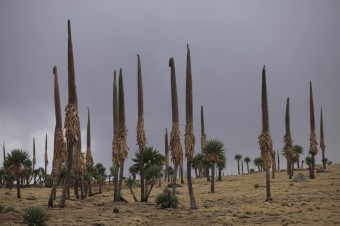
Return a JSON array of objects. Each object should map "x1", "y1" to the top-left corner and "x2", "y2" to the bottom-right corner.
[{"x1": 1, "y1": 1, "x2": 339, "y2": 176}]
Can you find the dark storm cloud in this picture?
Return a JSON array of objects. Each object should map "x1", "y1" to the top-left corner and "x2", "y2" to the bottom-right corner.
[{"x1": 1, "y1": 1, "x2": 339, "y2": 175}]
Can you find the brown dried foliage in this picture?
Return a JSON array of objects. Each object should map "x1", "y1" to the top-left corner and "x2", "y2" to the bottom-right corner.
[
  {"x1": 310, "y1": 131, "x2": 318, "y2": 155},
  {"x1": 185, "y1": 124, "x2": 195, "y2": 158},
  {"x1": 73, "y1": 149, "x2": 85, "y2": 174},
  {"x1": 170, "y1": 122, "x2": 183, "y2": 165},
  {"x1": 283, "y1": 134, "x2": 294, "y2": 158},
  {"x1": 114, "y1": 127, "x2": 128, "y2": 165},
  {"x1": 112, "y1": 129, "x2": 119, "y2": 165},
  {"x1": 136, "y1": 120, "x2": 147, "y2": 151},
  {"x1": 52, "y1": 128, "x2": 66, "y2": 174},
  {"x1": 64, "y1": 104, "x2": 80, "y2": 142},
  {"x1": 258, "y1": 132, "x2": 273, "y2": 170}
]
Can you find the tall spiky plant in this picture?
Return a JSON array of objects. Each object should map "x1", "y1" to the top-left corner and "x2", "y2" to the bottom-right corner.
[
  {"x1": 271, "y1": 150, "x2": 276, "y2": 179},
  {"x1": 58, "y1": 20, "x2": 80, "y2": 208},
  {"x1": 184, "y1": 44, "x2": 197, "y2": 209},
  {"x1": 200, "y1": 105, "x2": 206, "y2": 152},
  {"x1": 201, "y1": 105, "x2": 209, "y2": 180},
  {"x1": 320, "y1": 108, "x2": 326, "y2": 169},
  {"x1": 86, "y1": 108, "x2": 94, "y2": 165},
  {"x1": 49, "y1": 66, "x2": 67, "y2": 207},
  {"x1": 277, "y1": 150, "x2": 280, "y2": 170},
  {"x1": 73, "y1": 128, "x2": 86, "y2": 200},
  {"x1": 168, "y1": 57, "x2": 183, "y2": 196},
  {"x1": 2, "y1": 142, "x2": 5, "y2": 163},
  {"x1": 164, "y1": 128, "x2": 170, "y2": 182},
  {"x1": 73, "y1": 72, "x2": 85, "y2": 200},
  {"x1": 284, "y1": 97, "x2": 293, "y2": 179},
  {"x1": 112, "y1": 70, "x2": 120, "y2": 201},
  {"x1": 258, "y1": 66, "x2": 273, "y2": 201},
  {"x1": 44, "y1": 134, "x2": 48, "y2": 177},
  {"x1": 136, "y1": 55, "x2": 147, "y2": 202},
  {"x1": 32, "y1": 137, "x2": 36, "y2": 186},
  {"x1": 51, "y1": 66, "x2": 66, "y2": 176},
  {"x1": 2, "y1": 142, "x2": 7, "y2": 188},
  {"x1": 83, "y1": 109, "x2": 93, "y2": 196},
  {"x1": 116, "y1": 69, "x2": 128, "y2": 201},
  {"x1": 309, "y1": 81, "x2": 318, "y2": 179}
]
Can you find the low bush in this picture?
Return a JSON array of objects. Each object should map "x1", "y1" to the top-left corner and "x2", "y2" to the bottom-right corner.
[
  {"x1": 155, "y1": 193, "x2": 178, "y2": 209},
  {"x1": 0, "y1": 205, "x2": 16, "y2": 213},
  {"x1": 22, "y1": 206, "x2": 49, "y2": 226},
  {"x1": 5, "y1": 206, "x2": 15, "y2": 213}
]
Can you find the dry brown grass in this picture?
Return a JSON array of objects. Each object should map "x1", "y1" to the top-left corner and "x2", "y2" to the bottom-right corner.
[{"x1": 1, "y1": 164, "x2": 340, "y2": 225}]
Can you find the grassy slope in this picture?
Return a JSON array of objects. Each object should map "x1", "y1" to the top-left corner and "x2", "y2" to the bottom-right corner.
[{"x1": 0, "y1": 164, "x2": 339, "y2": 225}]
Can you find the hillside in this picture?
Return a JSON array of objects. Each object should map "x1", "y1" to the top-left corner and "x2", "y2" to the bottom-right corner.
[{"x1": 1, "y1": 164, "x2": 339, "y2": 225}]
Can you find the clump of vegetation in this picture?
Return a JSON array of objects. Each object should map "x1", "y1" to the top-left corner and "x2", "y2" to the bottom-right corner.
[
  {"x1": 0, "y1": 204, "x2": 5, "y2": 212},
  {"x1": 254, "y1": 184, "x2": 265, "y2": 189},
  {"x1": 5, "y1": 206, "x2": 16, "y2": 213},
  {"x1": 155, "y1": 193, "x2": 178, "y2": 209},
  {"x1": 22, "y1": 206, "x2": 49, "y2": 226},
  {"x1": 0, "y1": 204, "x2": 15, "y2": 213}
]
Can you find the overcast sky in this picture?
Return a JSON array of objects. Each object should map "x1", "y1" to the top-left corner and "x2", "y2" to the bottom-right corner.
[{"x1": 1, "y1": 1, "x2": 339, "y2": 176}]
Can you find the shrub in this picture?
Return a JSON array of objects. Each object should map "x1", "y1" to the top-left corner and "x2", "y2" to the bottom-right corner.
[
  {"x1": 5, "y1": 206, "x2": 15, "y2": 213},
  {"x1": 155, "y1": 193, "x2": 178, "y2": 209},
  {"x1": 0, "y1": 205, "x2": 16, "y2": 213},
  {"x1": 22, "y1": 206, "x2": 49, "y2": 226}
]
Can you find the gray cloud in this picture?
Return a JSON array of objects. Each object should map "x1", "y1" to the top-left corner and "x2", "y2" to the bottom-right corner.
[{"x1": 1, "y1": 1, "x2": 339, "y2": 176}]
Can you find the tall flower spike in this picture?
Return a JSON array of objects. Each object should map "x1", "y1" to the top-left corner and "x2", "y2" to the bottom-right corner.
[
  {"x1": 258, "y1": 65, "x2": 273, "y2": 201},
  {"x1": 2, "y1": 142, "x2": 5, "y2": 162},
  {"x1": 309, "y1": 81, "x2": 318, "y2": 155},
  {"x1": 52, "y1": 66, "x2": 66, "y2": 174},
  {"x1": 259, "y1": 66, "x2": 272, "y2": 170},
  {"x1": 168, "y1": 57, "x2": 183, "y2": 196},
  {"x1": 33, "y1": 137, "x2": 36, "y2": 166},
  {"x1": 136, "y1": 54, "x2": 147, "y2": 202},
  {"x1": 284, "y1": 97, "x2": 293, "y2": 179},
  {"x1": 309, "y1": 81, "x2": 318, "y2": 179},
  {"x1": 168, "y1": 58, "x2": 182, "y2": 165},
  {"x1": 114, "y1": 69, "x2": 128, "y2": 165},
  {"x1": 45, "y1": 134, "x2": 48, "y2": 171},
  {"x1": 320, "y1": 107, "x2": 326, "y2": 169},
  {"x1": 136, "y1": 54, "x2": 147, "y2": 151},
  {"x1": 185, "y1": 44, "x2": 195, "y2": 158},
  {"x1": 86, "y1": 108, "x2": 94, "y2": 165},
  {"x1": 112, "y1": 70, "x2": 119, "y2": 164},
  {"x1": 59, "y1": 20, "x2": 80, "y2": 208},
  {"x1": 112, "y1": 69, "x2": 120, "y2": 202},
  {"x1": 184, "y1": 44, "x2": 197, "y2": 209},
  {"x1": 201, "y1": 105, "x2": 206, "y2": 153}
]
